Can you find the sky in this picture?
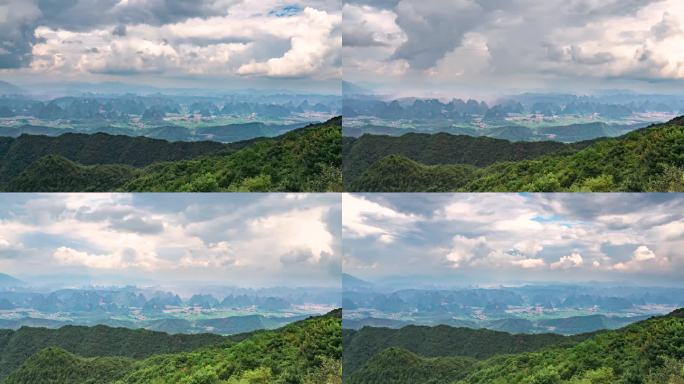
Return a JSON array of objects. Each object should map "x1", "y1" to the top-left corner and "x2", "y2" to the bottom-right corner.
[
  {"x1": 343, "y1": 193, "x2": 684, "y2": 287},
  {"x1": 0, "y1": 193, "x2": 341, "y2": 288},
  {"x1": 0, "y1": 0, "x2": 341, "y2": 92},
  {"x1": 343, "y1": 0, "x2": 684, "y2": 98}
]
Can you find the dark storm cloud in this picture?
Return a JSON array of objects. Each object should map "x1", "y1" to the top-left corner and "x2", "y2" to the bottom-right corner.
[
  {"x1": 0, "y1": 1, "x2": 41, "y2": 68},
  {"x1": 388, "y1": 0, "x2": 661, "y2": 71},
  {"x1": 112, "y1": 24, "x2": 127, "y2": 37},
  {"x1": 343, "y1": 27, "x2": 388, "y2": 47},
  {"x1": 390, "y1": 0, "x2": 484, "y2": 70},
  {"x1": 345, "y1": 0, "x2": 400, "y2": 10},
  {"x1": 35, "y1": 0, "x2": 235, "y2": 31},
  {"x1": 108, "y1": 216, "x2": 165, "y2": 235}
]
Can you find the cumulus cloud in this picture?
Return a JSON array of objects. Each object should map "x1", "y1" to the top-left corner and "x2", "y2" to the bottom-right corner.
[
  {"x1": 343, "y1": 193, "x2": 420, "y2": 243},
  {"x1": 0, "y1": 194, "x2": 340, "y2": 286},
  {"x1": 512, "y1": 258, "x2": 546, "y2": 269},
  {"x1": 550, "y1": 252, "x2": 584, "y2": 269},
  {"x1": 1, "y1": 0, "x2": 341, "y2": 80},
  {"x1": 344, "y1": 194, "x2": 684, "y2": 284},
  {"x1": 52, "y1": 246, "x2": 158, "y2": 270},
  {"x1": 446, "y1": 235, "x2": 489, "y2": 268},
  {"x1": 236, "y1": 7, "x2": 341, "y2": 78},
  {"x1": 612, "y1": 245, "x2": 670, "y2": 272},
  {"x1": 344, "y1": 0, "x2": 684, "y2": 90}
]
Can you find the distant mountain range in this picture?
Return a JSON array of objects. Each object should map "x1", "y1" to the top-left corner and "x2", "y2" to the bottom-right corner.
[
  {"x1": 343, "y1": 93, "x2": 684, "y2": 121},
  {"x1": 0, "y1": 93, "x2": 340, "y2": 120},
  {"x1": 344, "y1": 121, "x2": 647, "y2": 142},
  {"x1": 344, "y1": 313, "x2": 651, "y2": 335},
  {"x1": 0, "y1": 274, "x2": 22, "y2": 288},
  {"x1": 0, "y1": 121, "x2": 308, "y2": 143},
  {"x1": 0, "y1": 81, "x2": 22, "y2": 95}
]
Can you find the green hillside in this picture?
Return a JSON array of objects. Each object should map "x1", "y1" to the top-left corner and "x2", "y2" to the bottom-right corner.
[
  {"x1": 2, "y1": 310, "x2": 342, "y2": 384},
  {"x1": 1, "y1": 117, "x2": 341, "y2": 192},
  {"x1": 346, "y1": 347, "x2": 476, "y2": 384},
  {"x1": 0, "y1": 325, "x2": 227, "y2": 380},
  {"x1": 343, "y1": 310, "x2": 684, "y2": 384},
  {"x1": 342, "y1": 325, "x2": 590, "y2": 377},
  {"x1": 346, "y1": 117, "x2": 684, "y2": 192},
  {"x1": 343, "y1": 132, "x2": 592, "y2": 188},
  {"x1": 3, "y1": 348, "x2": 135, "y2": 384},
  {"x1": 0, "y1": 132, "x2": 232, "y2": 185},
  {"x1": 457, "y1": 309, "x2": 684, "y2": 383}
]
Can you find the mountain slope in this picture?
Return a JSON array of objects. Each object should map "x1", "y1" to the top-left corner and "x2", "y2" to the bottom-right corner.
[
  {"x1": 123, "y1": 116, "x2": 342, "y2": 192},
  {"x1": 0, "y1": 325, "x2": 227, "y2": 380},
  {"x1": 3, "y1": 310, "x2": 342, "y2": 384},
  {"x1": 343, "y1": 132, "x2": 593, "y2": 188},
  {"x1": 0, "y1": 132, "x2": 231, "y2": 186},
  {"x1": 344, "y1": 310, "x2": 684, "y2": 384},
  {"x1": 456, "y1": 309, "x2": 684, "y2": 383},
  {"x1": 3, "y1": 348, "x2": 135, "y2": 384},
  {"x1": 346, "y1": 347, "x2": 476, "y2": 384},
  {"x1": 348, "y1": 117, "x2": 684, "y2": 192},
  {"x1": 2, "y1": 117, "x2": 342, "y2": 192},
  {"x1": 342, "y1": 325, "x2": 591, "y2": 377},
  {"x1": 0, "y1": 274, "x2": 22, "y2": 288}
]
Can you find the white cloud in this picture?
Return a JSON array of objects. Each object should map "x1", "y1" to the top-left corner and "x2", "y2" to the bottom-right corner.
[
  {"x1": 342, "y1": 194, "x2": 419, "y2": 243},
  {"x1": 344, "y1": 0, "x2": 684, "y2": 91},
  {"x1": 512, "y1": 258, "x2": 546, "y2": 269},
  {"x1": 0, "y1": 194, "x2": 340, "y2": 286},
  {"x1": 550, "y1": 252, "x2": 584, "y2": 269},
  {"x1": 612, "y1": 245, "x2": 670, "y2": 272},
  {"x1": 446, "y1": 235, "x2": 488, "y2": 268},
  {"x1": 53, "y1": 246, "x2": 148, "y2": 270},
  {"x1": 27, "y1": 2, "x2": 341, "y2": 80},
  {"x1": 246, "y1": 206, "x2": 334, "y2": 262},
  {"x1": 237, "y1": 7, "x2": 341, "y2": 78}
]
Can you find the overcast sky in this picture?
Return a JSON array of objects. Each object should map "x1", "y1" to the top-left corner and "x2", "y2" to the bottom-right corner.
[
  {"x1": 343, "y1": 193, "x2": 684, "y2": 286},
  {"x1": 0, "y1": 0, "x2": 341, "y2": 92},
  {"x1": 0, "y1": 193, "x2": 341, "y2": 288},
  {"x1": 343, "y1": 0, "x2": 684, "y2": 98}
]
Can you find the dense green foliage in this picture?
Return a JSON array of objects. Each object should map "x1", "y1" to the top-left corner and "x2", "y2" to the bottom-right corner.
[
  {"x1": 4, "y1": 347, "x2": 135, "y2": 384},
  {"x1": 346, "y1": 347, "x2": 476, "y2": 384},
  {"x1": 457, "y1": 310, "x2": 684, "y2": 384},
  {"x1": 342, "y1": 325, "x2": 590, "y2": 377},
  {"x1": 0, "y1": 133, "x2": 233, "y2": 185},
  {"x1": 0, "y1": 325, "x2": 228, "y2": 380},
  {"x1": 346, "y1": 118, "x2": 684, "y2": 192},
  {"x1": 344, "y1": 310, "x2": 684, "y2": 384},
  {"x1": 8, "y1": 156, "x2": 138, "y2": 192},
  {"x1": 1, "y1": 117, "x2": 341, "y2": 192},
  {"x1": 343, "y1": 132, "x2": 591, "y2": 188},
  {"x1": 123, "y1": 117, "x2": 342, "y2": 192},
  {"x1": 2, "y1": 310, "x2": 342, "y2": 384}
]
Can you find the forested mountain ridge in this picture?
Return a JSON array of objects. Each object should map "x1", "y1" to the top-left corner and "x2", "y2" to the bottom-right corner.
[
  {"x1": 0, "y1": 325, "x2": 229, "y2": 380},
  {"x1": 344, "y1": 309, "x2": 684, "y2": 384},
  {"x1": 342, "y1": 324, "x2": 593, "y2": 378},
  {"x1": 342, "y1": 132, "x2": 596, "y2": 187},
  {"x1": 346, "y1": 117, "x2": 684, "y2": 192},
  {"x1": 1, "y1": 117, "x2": 342, "y2": 192},
  {"x1": 2, "y1": 309, "x2": 342, "y2": 384},
  {"x1": 0, "y1": 132, "x2": 237, "y2": 185}
]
